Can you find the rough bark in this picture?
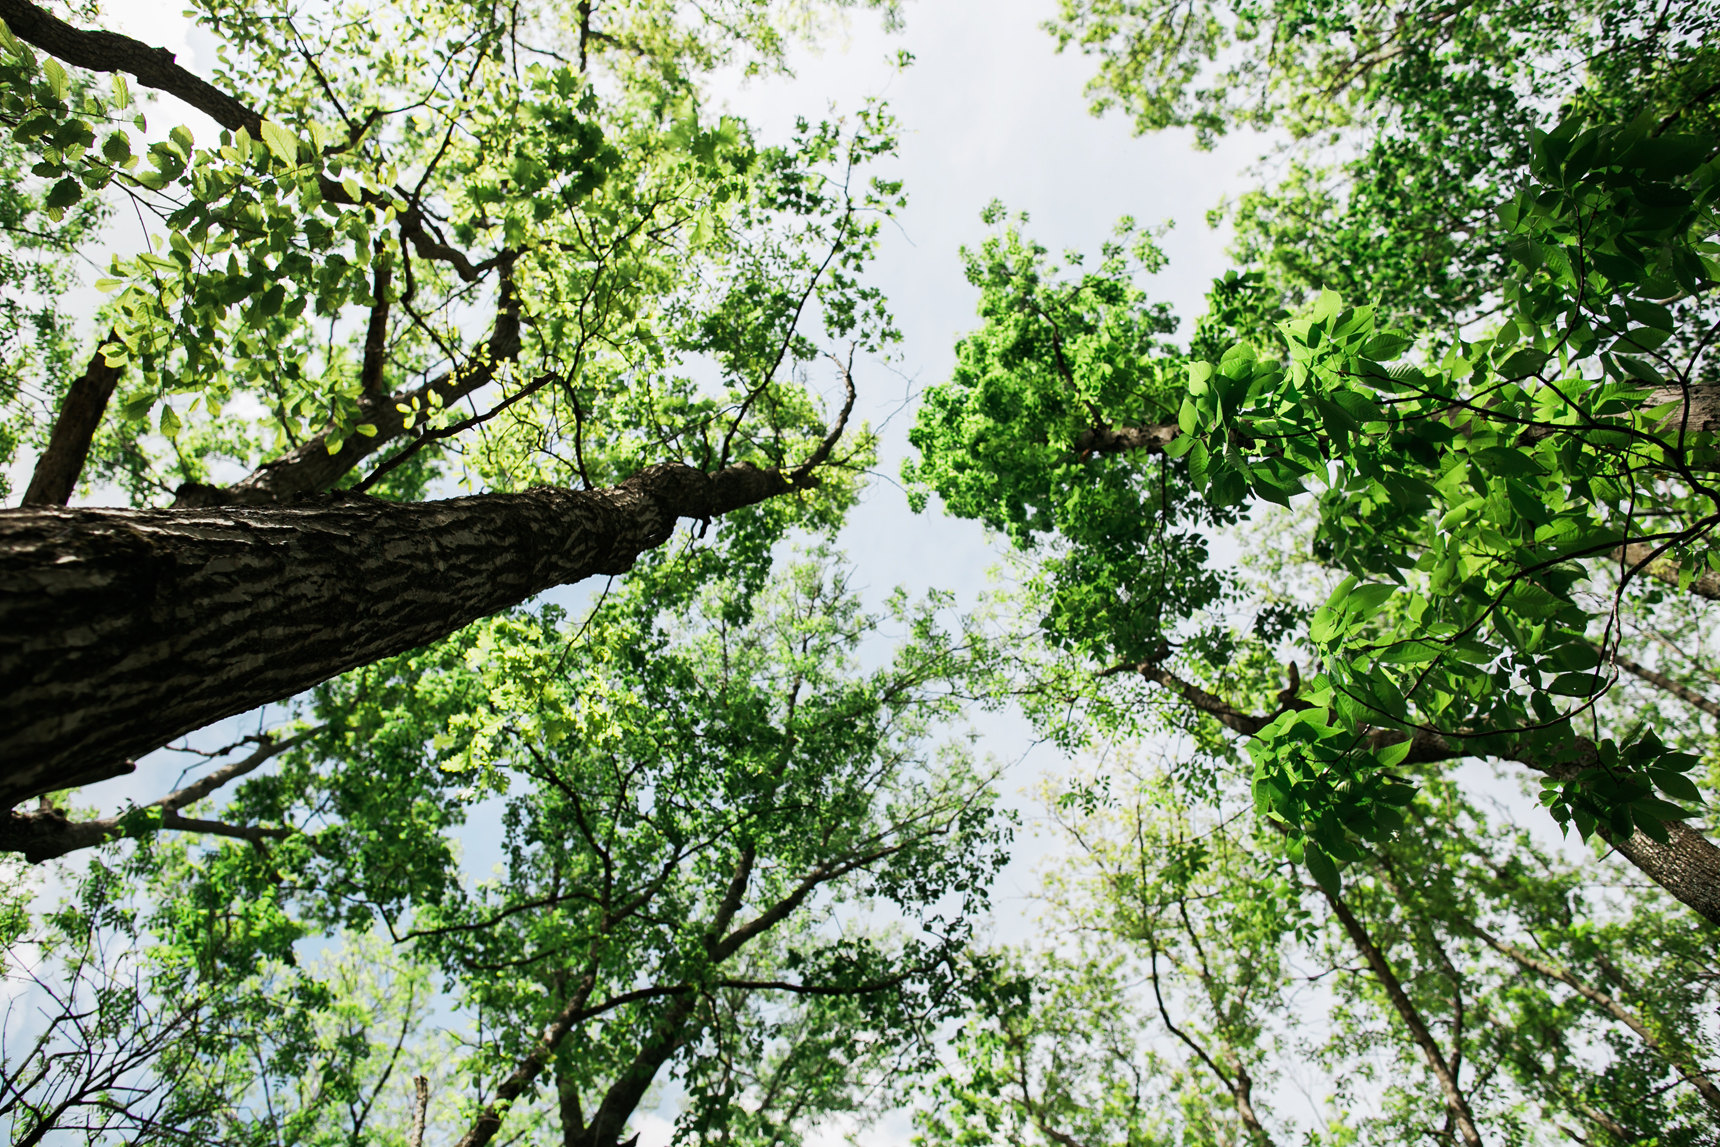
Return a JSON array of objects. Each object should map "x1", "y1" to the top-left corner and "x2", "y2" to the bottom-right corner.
[
  {"x1": 408, "y1": 1076, "x2": 430, "y2": 1147},
  {"x1": 20, "y1": 333, "x2": 122, "y2": 507},
  {"x1": 1072, "y1": 423, "x2": 1179, "y2": 456},
  {"x1": 1124, "y1": 661, "x2": 1720, "y2": 925},
  {"x1": 0, "y1": 0, "x2": 261, "y2": 133},
  {"x1": 0, "y1": 461, "x2": 811, "y2": 807},
  {"x1": 1615, "y1": 542, "x2": 1720, "y2": 602},
  {"x1": 1322, "y1": 890, "x2": 1486, "y2": 1147},
  {"x1": 576, "y1": 997, "x2": 695, "y2": 1147}
]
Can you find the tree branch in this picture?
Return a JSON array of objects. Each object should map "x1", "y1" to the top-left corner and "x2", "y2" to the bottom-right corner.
[
  {"x1": 1470, "y1": 924, "x2": 1720, "y2": 1117},
  {"x1": 176, "y1": 269, "x2": 521, "y2": 507},
  {"x1": 1118, "y1": 661, "x2": 1720, "y2": 924},
  {"x1": 1071, "y1": 423, "x2": 1180, "y2": 456},
  {"x1": 0, "y1": 728, "x2": 315, "y2": 861},
  {"x1": 1614, "y1": 652, "x2": 1720, "y2": 718},
  {"x1": 21, "y1": 333, "x2": 122, "y2": 508},
  {"x1": 0, "y1": 0, "x2": 262, "y2": 133},
  {"x1": 2, "y1": 460, "x2": 831, "y2": 803},
  {"x1": 1321, "y1": 888, "x2": 1484, "y2": 1147},
  {"x1": 1614, "y1": 543, "x2": 1720, "y2": 602}
]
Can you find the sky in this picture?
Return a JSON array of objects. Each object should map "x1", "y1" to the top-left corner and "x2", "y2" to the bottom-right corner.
[{"x1": 51, "y1": 1, "x2": 1290, "y2": 1142}]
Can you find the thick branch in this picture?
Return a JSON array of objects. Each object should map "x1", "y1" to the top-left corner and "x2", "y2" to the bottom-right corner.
[
  {"x1": 454, "y1": 985, "x2": 616, "y2": 1147},
  {"x1": 1615, "y1": 543, "x2": 1720, "y2": 602},
  {"x1": 1127, "y1": 662, "x2": 1720, "y2": 924},
  {"x1": 176, "y1": 296, "x2": 521, "y2": 507},
  {"x1": 0, "y1": 0, "x2": 500, "y2": 287},
  {"x1": 0, "y1": 728, "x2": 314, "y2": 861},
  {"x1": 1322, "y1": 889, "x2": 1485, "y2": 1147},
  {"x1": 1, "y1": 460, "x2": 819, "y2": 805},
  {"x1": 1615, "y1": 652, "x2": 1720, "y2": 717},
  {"x1": 1072, "y1": 423, "x2": 1179, "y2": 456},
  {"x1": 21, "y1": 333, "x2": 122, "y2": 507},
  {"x1": 0, "y1": 0, "x2": 261, "y2": 132}
]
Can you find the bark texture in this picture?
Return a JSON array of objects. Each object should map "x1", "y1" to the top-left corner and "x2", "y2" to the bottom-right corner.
[
  {"x1": 0, "y1": 462, "x2": 805, "y2": 806},
  {"x1": 0, "y1": 0, "x2": 261, "y2": 133},
  {"x1": 1072, "y1": 423, "x2": 1179, "y2": 455},
  {"x1": 21, "y1": 333, "x2": 122, "y2": 507}
]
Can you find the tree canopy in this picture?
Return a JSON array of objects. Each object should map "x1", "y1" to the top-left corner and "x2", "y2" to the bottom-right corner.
[{"x1": 0, "y1": 0, "x2": 1717, "y2": 1144}]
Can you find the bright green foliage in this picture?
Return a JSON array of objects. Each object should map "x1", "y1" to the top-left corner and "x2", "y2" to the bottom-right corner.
[
  {"x1": 1182, "y1": 116, "x2": 1720, "y2": 865},
  {"x1": 1330, "y1": 779, "x2": 1720, "y2": 1146},
  {"x1": 0, "y1": 0, "x2": 905, "y2": 505},
  {"x1": 912, "y1": 112, "x2": 1720, "y2": 894},
  {"x1": 1045, "y1": 0, "x2": 1720, "y2": 340},
  {"x1": 1, "y1": 839, "x2": 343, "y2": 1144},
  {"x1": 0, "y1": 14, "x2": 108, "y2": 502},
  {"x1": 67, "y1": 537, "x2": 1007, "y2": 1144},
  {"x1": 918, "y1": 756, "x2": 1720, "y2": 1147},
  {"x1": 904, "y1": 210, "x2": 1236, "y2": 668}
]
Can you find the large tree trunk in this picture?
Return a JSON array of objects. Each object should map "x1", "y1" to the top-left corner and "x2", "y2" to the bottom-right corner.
[{"x1": 0, "y1": 462, "x2": 805, "y2": 807}]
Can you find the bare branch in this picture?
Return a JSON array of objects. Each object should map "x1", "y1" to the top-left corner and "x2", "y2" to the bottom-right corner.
[{"x1": 0, "y1": 728, "x2": 317, "y2": 862}]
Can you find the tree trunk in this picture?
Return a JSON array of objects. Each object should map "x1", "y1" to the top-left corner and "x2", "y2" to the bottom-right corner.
[
  {"x1": 0, "y1": 462, "x2": 807, "y2": 806},
  {"x1": 1322, "y1": 890, "x2": 1486, "y2": 1147}
]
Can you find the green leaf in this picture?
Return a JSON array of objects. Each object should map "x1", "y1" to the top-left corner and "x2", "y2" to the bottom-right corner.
[
  {"x1": 1620, "y1": 134, "x2": 1711, "y2": 178},
  {"x1": 1177, "y1": 396, "x2": 1199, "y2": 435},
  {"x1": 1344, "y1": 583, "x2": 1395, "y2": 619},
  {"x1": 1161, "y1": 432, "x2": 1196, "y2": 458},
  {"x1": 1647, "y1": 770, "x2": 1703, "y2": 804},
  {"x1": 1496, "y1": 348, "x2": 1549, "y2": 379},
  {"x1": 260, "y1": 120, "x2": 302, "y2": 163},
  {"x1": 1304, "y1": 842, "x2": 1342, "y2": 896},
  {"x1": 1374, "y1": 738, "x2": 1413, "y2": 767},
  {"x1": 1469, "y1": 446, "x2": 1542, "y2": 476},
  {"x1": 44, "y1": 177, "x2": 82, "y2": 209},
  {"x1": 159, "y1": 404, "x2": 181, "y2": 439},
  {"x1": 1547, "y1": 672, "x2": 1602, "y2": 697},
  {"x1": 102, "y1": 131, "x2": 132, "y2": 165},
  {"x1": 41, "y1": 56, "x2": 68, "y2": 101},
  {"x1": 1362, "y1": 332, "x2": 1411, "y2": 360},
  {"x1": 1614, "y1": 354, "x2": 1663, "y2": 384}
]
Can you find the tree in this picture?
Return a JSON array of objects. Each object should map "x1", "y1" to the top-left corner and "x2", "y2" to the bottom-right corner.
[
  {"x1": 906, "y1": 108, "x2": 1720, "y2": 923},
  {"x1": 1043, "y1": 0, "x2": 1720, "y2": 342},
  {"x1": 2, "y1": 540, "x2": 1009, "y2": 1146},
  {"x1": 915, "y1": 753, "x2": 1720, "y2": 1147},
  {"x1": 0, "y1": 0, "x2": 902, "y2": 805}
]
